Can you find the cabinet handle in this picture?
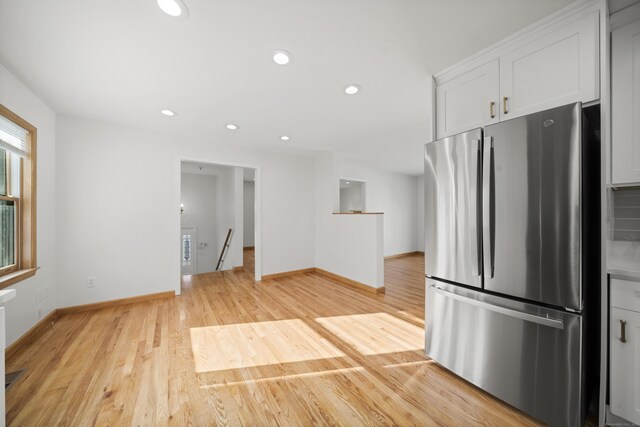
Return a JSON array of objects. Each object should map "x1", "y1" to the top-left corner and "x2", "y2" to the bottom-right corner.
[
  {"x1": 503, "y1": 97, "x2": 509, "y2": 115},
  {"x1": 489, "y1": 101, "x2": 496, "y2": 119},
  {"x1": 620, "y1": 319, "x2": 627, "y2": 343}
]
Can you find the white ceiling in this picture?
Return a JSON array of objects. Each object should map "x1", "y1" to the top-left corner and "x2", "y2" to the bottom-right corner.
[{"x1": 0, "y1": 0, "x2": 572, "y2": 176}]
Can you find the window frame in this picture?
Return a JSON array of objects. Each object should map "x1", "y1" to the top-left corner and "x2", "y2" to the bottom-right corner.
[{"x1": 0, "y1": 104, "x2": 37, "y2": 288}]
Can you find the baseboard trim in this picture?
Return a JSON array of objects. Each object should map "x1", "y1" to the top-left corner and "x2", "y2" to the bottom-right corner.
[
  {"x1": 262, "y1": 268, "x2": 316, "y2": 280},
  {"x1": 6, "y1": 310, "x2": 58, "y2": 360},
  {"x1": 384, "y1": 251, "x2": 424, "y2": 260},
  {"x1": 57, "y1": 291, "x2": 175, "y2": 317},
  {"x1": 188, "y1": 270, "x2": 227, "y2": 277},
  {"x1": 314, "y1": 269, "x2": 385, "y2": 294},
  {"x1": 262, "y1": 267, "x2": 385, "y2": 294}
]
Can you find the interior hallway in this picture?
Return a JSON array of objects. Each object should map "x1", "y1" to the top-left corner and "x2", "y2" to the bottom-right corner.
[
  {"x1": 4, "y1": 253, "x2": 539, "y2": 426},
  {"x1": 243, "y1": 247, "x2": 254, "y2": 274}
]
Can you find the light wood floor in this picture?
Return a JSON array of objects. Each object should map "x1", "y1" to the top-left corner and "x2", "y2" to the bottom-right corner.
[
  {"x1": 243, "y1": 247, "x2": 254, "y2": 274},
  {"x1": 6, "y1": 253, "x2": 540, "y2": 426}
]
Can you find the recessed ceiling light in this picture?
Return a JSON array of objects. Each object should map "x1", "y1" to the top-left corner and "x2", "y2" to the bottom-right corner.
[
  {"x1": 344, "y1": 84, "x2": 360, "y2": 95},
  {"x1": 346, "y1": 181, "x2": 351, "y2": 184},
  {"x1": 157, "y1": 0, "x2": 188, "y2": 17},
  {"x1": 273, "y1": 50, "x2": 292, "y2": 65},
  {"x1": 280, "y1": 135, "x2": 290, "y2": 141},
  {"x1": 226, "y1": 124, "x2": 238, "y2": 130},
  {"x1": 161, "y1": 109, "x2": 176, "y2": 117}
]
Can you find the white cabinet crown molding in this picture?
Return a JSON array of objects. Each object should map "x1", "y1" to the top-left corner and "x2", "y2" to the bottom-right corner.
[
  {"x1": 434, "y1": 0, "x2": 601, "y2": 86},
  {"x1": 611, "y1": 1, "x2": 640, "y2": 30}
]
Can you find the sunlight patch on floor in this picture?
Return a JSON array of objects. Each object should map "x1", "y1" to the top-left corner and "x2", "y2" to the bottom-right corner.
[
  {"x1": 199, "y1": 366, "x2": 366, "y2": 389},
  {"x1": 315, "y1": 312, "x2": 424, "y2": 355},
  {"x1": 190, "y1": 319, "x2": 345, "y2": 373}
]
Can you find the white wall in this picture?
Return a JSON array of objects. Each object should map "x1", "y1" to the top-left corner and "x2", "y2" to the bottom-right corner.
[
  {"x1": 324, "y1": 214, "x2": 384, "y2": 287},
  {"x1": 339, "y1": 159, "x2": 419, "y2": 257},
  {"x1": 315, "y1": 152, "x2": 384, "y2": 288},
  {"x1": 0, "y1": 63, "x2": 57, "y2": 346},
  {"x1": 416, "y1": 175, "x2": 425, "y2": 252},
  {"x1": 56, "y1": 115, "x2": 316, "y2": 307},
  {"x1": 243, "y1": 181, "x2": 255, "y2": 247},
  {"x1": 232, "y1": 167, "x2": 243, "y2": 269},
  {"x1": 180, "y1": 173, "x2": 217, "y2": 274}
]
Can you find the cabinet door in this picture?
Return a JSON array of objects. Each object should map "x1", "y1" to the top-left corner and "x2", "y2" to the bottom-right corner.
[
  {"x1": 612, "y1": 17, "x2": 640, "y2": 185},
  {"x1": 436, "y1": 59, "x2": 499, "y2": 139},
  {"x1": 499, "y1": 12, "x2": 599, "y2": 120},
  {"x1": 611, "y1": 307, "x2": 640, "y2": 425}
]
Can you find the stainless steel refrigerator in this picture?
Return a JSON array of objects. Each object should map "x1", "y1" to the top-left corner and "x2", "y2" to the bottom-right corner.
[{"x1": 424, "y1": 102, "x2": 600, "y2": 427}]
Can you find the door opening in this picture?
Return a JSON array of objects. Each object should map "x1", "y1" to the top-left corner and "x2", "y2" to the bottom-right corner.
[{"x1": 177, "y1": 159, "x2": 261, "y2": 293}]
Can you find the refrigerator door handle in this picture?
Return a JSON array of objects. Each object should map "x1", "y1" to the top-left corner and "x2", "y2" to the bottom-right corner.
[
  {"x1": 482, "y1": 137, "x2": 495, "y2": 278},
  {"x1": 470, "y1": 138, "x2": 482, "y2": 277},
  {"x1": 430, "y1": 285, "x2": 565, "y2": 329}
]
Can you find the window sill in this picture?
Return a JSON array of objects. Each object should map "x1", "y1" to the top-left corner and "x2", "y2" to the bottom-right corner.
[{"x1": 0, "y1": 268, "x2": 37, "y2": 289}]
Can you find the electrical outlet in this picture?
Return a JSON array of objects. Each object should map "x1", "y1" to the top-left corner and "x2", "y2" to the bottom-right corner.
[
  {"x1": 87, "y1": 276, "x2": 96, "y2": 288},
  {"x1": 36, "y1": 288, "x2": 46, "y2": 304}
]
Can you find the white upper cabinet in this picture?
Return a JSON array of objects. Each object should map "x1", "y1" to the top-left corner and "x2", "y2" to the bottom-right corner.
[
  {"x1": 434, "y1": 5, "x2": 601, "y2": 138},
  {"x1": 612, "y1": 12, "x2": 640, "y2": 185},
  {"x1": 436, "y1": 60, "x2": 499, "y2": 139},
  {"x1": 499, "y1": 12, "x2": 600, "y2": 120}
]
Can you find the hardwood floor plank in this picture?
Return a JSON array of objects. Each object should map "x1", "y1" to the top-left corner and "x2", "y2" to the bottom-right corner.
[{"x1": 6, "y1": 253, "x2": 542, "y2": 426}]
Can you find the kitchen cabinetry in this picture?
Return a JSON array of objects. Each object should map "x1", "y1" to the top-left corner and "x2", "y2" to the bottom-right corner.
[
  {"x1": 435, "y1": 60, "x2": 499, "y2": 139},
  {"x1": 612, "y1": 13, "x2": 640, "y2": 185},
  {"x1": 499, "y1": 12, "x2": 599, "y2": 120},
  {"x1": 435, "y1": 10, "x2": 600, "y2": 139},
  {"x1": 610, "y1": 277, "x2": 640, "y2": 425}
]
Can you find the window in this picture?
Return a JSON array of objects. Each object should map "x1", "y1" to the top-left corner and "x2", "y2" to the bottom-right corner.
[
  {"x1": 182, "y1": 233, "x2": 192, "y2": 266},
  {"x1": 0, "y1": 105, "x2": 37, "y2": 287}
]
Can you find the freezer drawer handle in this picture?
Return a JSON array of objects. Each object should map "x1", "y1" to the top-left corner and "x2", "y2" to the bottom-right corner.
[
  {"x1": 620, "y1": 320, "x2": 627, "y2": 343},
  {"x1": 430, "y1": 285, "x2": 565, "y2": 330}
]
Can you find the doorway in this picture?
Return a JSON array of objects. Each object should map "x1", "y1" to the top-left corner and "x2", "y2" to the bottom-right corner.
[{"x1": 176, "y1": 157, "x2": 261, "y2": 294}]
